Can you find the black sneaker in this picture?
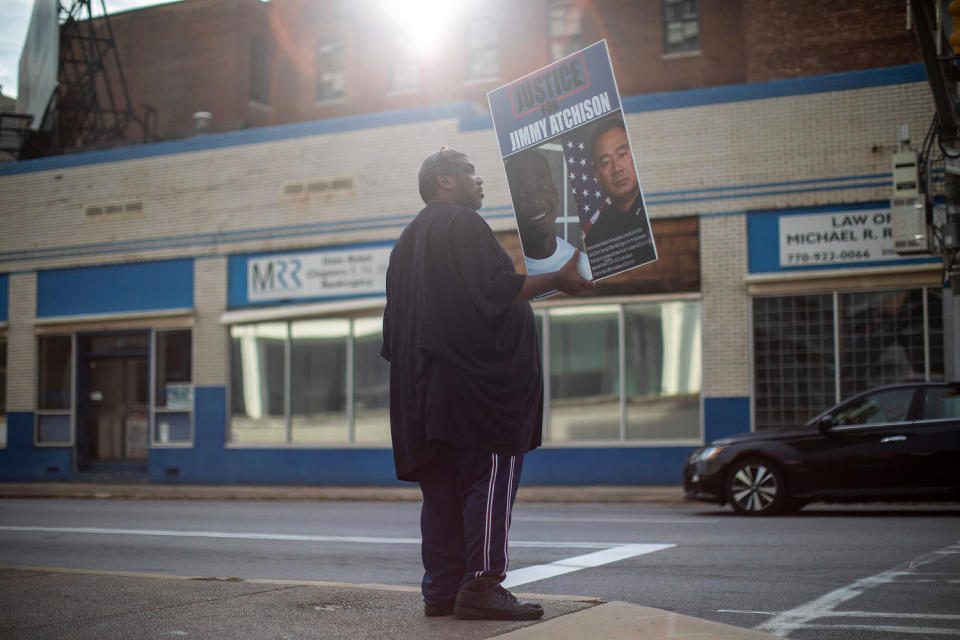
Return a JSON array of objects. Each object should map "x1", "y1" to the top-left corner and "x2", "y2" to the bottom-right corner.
[
  {"x1": 454, "y1": 578, "x2": 544, "y2": 621},
  {"x1": 424, "y1": 600, "x2": 455, "y2": 617}
]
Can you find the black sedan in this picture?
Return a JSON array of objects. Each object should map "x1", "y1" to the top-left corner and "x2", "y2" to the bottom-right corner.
[{"x1": 683, "y1": 382, "x2": 960, "y2": 515}]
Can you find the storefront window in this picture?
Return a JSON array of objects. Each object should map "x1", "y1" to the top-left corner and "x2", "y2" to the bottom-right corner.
[
  {"x1": 154, "y1": 329, "x2": 192, "y2": 444},
  {"x1": 753, "y1": 287, "x2": 943, "y2": 431},
  {"x1": 625, "y1": 301, "x2": 701, "y2": 440},
  {"x1": 838, "y1": 289, "x2": 928, "y2": 396},
  {"x1": 291, "y1": 319, "x2": 349, "y2": 443},
  {"x1": 37, "y1": 335, "x2": 73, "y2": 443},
  {"x1": 353, "y1": 317, "x2": 390, "y2": 443},
  {"x1": 228, "y1": 300, "x2": 703, "y2": 446},
  {"x1": 230, "y1": 323, "x2": 287, "y2": 444},
  {"x1": 549, "y1": 305, "x2": 621, "y2": 441},
  {"x1": 753, "y1": 294, "x2": 836, "y2": 431}
]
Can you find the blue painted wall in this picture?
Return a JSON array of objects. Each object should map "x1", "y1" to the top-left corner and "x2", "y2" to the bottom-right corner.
[
  {"x1": 0, "y1": 413, "x2": 73, "y2": 481},
  {"x1": 0, "y1": 273, "x2": 8, "y2": 321},
  {"x1": 36, "y1": 259, "x2": 194, "y2": 317},
  {"x1": 704, "y1": 397, "x2": 751, "y2": 443}
]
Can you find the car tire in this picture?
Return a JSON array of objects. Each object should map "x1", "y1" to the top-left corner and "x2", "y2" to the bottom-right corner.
[{"x1": 726, "y1": 457, "x2": 787, "y2": 516}]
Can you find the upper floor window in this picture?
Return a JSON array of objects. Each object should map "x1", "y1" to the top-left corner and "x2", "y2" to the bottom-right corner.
[
  {"x1": 663, "y1": 0, "x2": 699, "y2": 55},
  {"x1": 390, "y1": 35, "x2": 418, "y2": 92},
  {"x1": 250, "y1": 36, "x2": 272, "y2": 105},
  {"x1": 548, "y1": 0, "x2": 583, "y2": 61},
  {"x1": 467, "y1": 14, "x2": 499, "y2": 80},
  {"x1": 316, "y1": 33, "x2": 345, "y2": 103}
]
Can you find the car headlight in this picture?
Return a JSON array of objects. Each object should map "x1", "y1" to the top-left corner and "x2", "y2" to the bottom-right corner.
[{"x1": 692, "y1": 445, "x2": 727, "y2": 463}]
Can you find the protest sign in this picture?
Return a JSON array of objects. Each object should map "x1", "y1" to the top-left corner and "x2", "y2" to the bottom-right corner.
[{"x1": 487, "y1": 41, "x2": 657, "y2": 284}]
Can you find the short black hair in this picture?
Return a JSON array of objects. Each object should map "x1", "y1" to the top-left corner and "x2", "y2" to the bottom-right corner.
[
  {"x1": 504, "y1": 149, "x2": 551, "y2": 191},
  {"x1": 418, "y1": 146, "x2": 467, "y2": 203},
  {"x1": 589, "y1": 115, "x2": 627, "y2": 161}
]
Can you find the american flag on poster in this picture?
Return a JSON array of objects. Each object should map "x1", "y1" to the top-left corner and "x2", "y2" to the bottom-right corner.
[{"x1": 561, "y1": 132, "x2": 610, "y2": 232}]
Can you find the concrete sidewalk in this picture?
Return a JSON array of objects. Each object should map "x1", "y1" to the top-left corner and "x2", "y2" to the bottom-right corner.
[
  {"x1": 0, "y1": 482, "x2": 687, "y2": 504},
  {"x1": 0, "y1": 566, "x2": 779, "y2": 640}
]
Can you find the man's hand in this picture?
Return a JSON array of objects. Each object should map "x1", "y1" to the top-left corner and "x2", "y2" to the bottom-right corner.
[
  {"x1": 513, "y1": 248, "x2": 595, "y2": 302},
  {"x1": 555, "y1": 249, "x2": 595, "y2": 296}
]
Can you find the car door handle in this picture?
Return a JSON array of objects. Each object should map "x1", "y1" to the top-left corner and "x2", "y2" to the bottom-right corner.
[{"x1": 880, "y1": 435, "x2": 907, "y2": 443}]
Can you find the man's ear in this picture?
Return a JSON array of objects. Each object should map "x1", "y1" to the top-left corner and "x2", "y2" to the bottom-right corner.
[{"x1": 436, "y1": 173, "x2": 454, "y2": 192}]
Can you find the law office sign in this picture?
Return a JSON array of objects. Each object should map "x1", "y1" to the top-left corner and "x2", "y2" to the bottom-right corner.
[
  {"x1": 247, "y1": 245, "x2": 391, "y2": 303},
  {"x1": 778, "y1": 208, "x2": 913, "y2": 267}
]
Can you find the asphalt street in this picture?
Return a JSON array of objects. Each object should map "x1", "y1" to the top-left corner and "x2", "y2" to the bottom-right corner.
[{"x1": 0, "y1": 498, "x2": 958, "y2": 638}]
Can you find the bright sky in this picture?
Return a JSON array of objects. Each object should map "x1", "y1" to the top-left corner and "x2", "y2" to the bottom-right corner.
[{"x1": 0, "y1": 0, "x2": 175, "y2": 100}]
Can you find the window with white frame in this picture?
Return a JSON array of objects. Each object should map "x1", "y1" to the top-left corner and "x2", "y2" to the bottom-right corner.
[
  {"x1": 466, "y1": 13, "x2": 499, "y2": 80},
  {"x1": 37, "y1": 335, "x2": 73, "y2": 444},
  {"x1": 228, "y1": 300, "x2": 701, "y2": 446},
  {"x1": 663, "y1": 0, "x2": 699, "y2": 55},
  {"x1": 316, "y1": 33, "x2": 345, "y2": 102},
  {"x1": 153, "y1": 329, "x2": 192, "y2": 444},
  {"x1": 548, "y1": 0, "x2": 583, "y2": 61},
  {"x1": 229, "y1": 317, "x2": 390, "y2": 445},
  {"x1": 544, "y1": 300, "x2": 702, "y2": 442}
]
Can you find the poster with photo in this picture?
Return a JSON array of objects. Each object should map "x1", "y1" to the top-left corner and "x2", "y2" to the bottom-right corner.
[{"x1": 487, "y1": 41, "x2": 657, "y2": 284}]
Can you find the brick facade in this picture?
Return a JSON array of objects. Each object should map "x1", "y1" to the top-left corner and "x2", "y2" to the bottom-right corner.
[
  {"x1": 743, "y1": 0, "x2": 918, "y2": 83},
  {"x1": 70, "y1": 0, "x2": 920, "y2": 144}
]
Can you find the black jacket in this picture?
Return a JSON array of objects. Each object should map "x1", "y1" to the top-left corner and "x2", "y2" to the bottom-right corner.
[{"x1": 381, "y1": 204, "x2": 543, "y2": 481}]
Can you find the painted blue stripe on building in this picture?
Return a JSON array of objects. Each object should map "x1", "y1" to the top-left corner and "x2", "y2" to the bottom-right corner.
[
  {"x1": 0, "y1": 208, "x2": 516, "y2": 266},
  {"x1": 621, "y1": 64, "x2": 926, "y2": 113},
  {"x1": 36, "y1": 259, "x2": 194, "y2": 317},
  {"x1": 0, "y1": 273, "x2": 8, "y2": 322},
  {"x1": 0, "y1": 173, "x2": 890, "y2": 266},
  {"x1": 0, "y1": 65, "x2": 926, "y2": 178}
]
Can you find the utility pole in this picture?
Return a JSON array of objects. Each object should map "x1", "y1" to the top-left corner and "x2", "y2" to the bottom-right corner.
[{"x1": 908, "y1": 0, "x2": 960, "y2": 380}]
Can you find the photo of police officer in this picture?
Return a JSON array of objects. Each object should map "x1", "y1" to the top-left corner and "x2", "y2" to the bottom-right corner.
[
  {"x1": 582, "y1": 113, "x2": 655, "y2": 278},
  {"x1": 505, "y1": 148, "x2": 592, "y2": 280}
]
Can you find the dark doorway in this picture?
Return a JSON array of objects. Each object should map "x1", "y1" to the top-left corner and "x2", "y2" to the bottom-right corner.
[{"x1": 77, "y1": 332, "x2": 149, "y2": 473}]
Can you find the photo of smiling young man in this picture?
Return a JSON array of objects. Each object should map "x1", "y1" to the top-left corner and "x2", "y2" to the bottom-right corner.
[{"x1": 505, "y1": 149, "x2": 592, "y2": 281}]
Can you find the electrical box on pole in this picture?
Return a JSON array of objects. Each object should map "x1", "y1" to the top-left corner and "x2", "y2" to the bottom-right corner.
[{"x1": 891, "y1": 151, "x2": 932, "y2": 254}]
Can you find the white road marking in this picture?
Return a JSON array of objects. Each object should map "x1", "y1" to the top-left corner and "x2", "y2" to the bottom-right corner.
[
  {"x1": 796, "y1": 624, "x2": 960, "y2": 636},
  {"x1": 723, "y1": 610, "x2": 960, "y2": 621},
  {"x1": 756, "y1": 541, "x2": 960, "y2": 637},
  {"x1": 0, "y1": 525, "x2": 644, "y2": 550},
  {"x1": 501, "y1": 543, "x2": 675, "y2": 589}
]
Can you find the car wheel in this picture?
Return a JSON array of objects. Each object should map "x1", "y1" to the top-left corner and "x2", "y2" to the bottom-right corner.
[{"x1": 726, "y1": 457, "x2": 787, "y2": 516}]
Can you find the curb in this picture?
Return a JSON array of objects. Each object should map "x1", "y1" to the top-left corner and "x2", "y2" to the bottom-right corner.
[{"x1": 0, "y1": 482, "x2": 687, "y2": 504}]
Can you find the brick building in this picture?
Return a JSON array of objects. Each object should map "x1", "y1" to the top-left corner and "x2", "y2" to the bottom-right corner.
[{"x1": 0, "y1": 0, "x2": 944, "y2": 484}]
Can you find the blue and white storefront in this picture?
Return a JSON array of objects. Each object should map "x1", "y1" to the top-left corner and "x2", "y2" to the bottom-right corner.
[{"x1": 0, "y1": 64, "x2": 944, "y2": 485}]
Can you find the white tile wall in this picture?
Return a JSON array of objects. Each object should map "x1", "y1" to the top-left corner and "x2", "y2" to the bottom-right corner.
[{"x1": 7, "y1": 273, "x2": 37, "y2": 412}]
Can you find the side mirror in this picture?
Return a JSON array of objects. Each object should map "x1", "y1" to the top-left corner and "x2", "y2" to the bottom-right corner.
[{"x1": 818, "y1": 415, "x2": 833, "y2": 433}]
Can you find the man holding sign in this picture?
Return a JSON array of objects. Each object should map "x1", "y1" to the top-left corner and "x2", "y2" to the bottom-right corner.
[{"x1": 382, "y1": 147, "x2": 592, "y2": 620}]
